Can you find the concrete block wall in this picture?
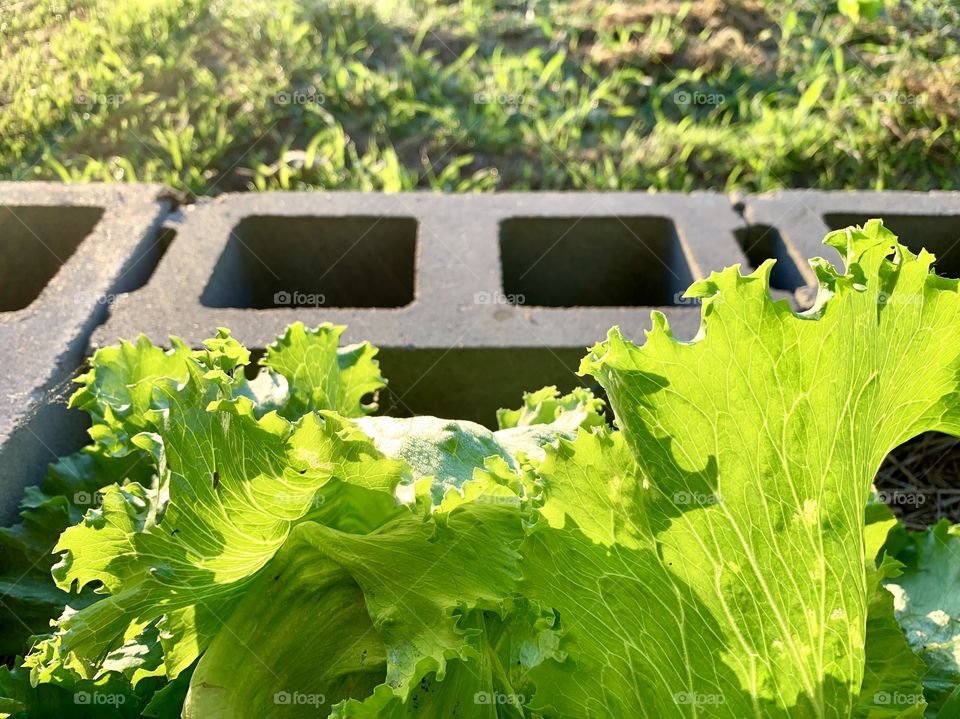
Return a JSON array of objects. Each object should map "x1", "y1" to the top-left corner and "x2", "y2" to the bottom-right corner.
[
  {"x1": 2, "y1": 183, "x2": 958, "y2": 518},
  {"x1": 737, "y1": 190, "x2": 960, "y2": 305},
  {"x1": 0, "y1": 183, "x2": 171, "y2": 520},
  {"x1": 92, "y1": 191, "x2": 745, "y2": 429}
]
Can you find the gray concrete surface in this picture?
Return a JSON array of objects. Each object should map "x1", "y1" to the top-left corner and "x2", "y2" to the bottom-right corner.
[{"x1": 0, "y1": 183, "x2": 171, "y2": 521}]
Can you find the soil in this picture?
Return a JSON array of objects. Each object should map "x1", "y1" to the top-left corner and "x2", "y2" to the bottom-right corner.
[{"x1": 573, "y1": 0, "x2": 779, "y2": 75}]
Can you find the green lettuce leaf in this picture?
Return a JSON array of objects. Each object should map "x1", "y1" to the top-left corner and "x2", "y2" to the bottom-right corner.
[
  {"x1": 494, "y1": 386, "x2": 606, "y2": 463},
  {"x1": 26, "y1": 347, "x2": 405, "y2": 687},
  {"x1": 858, "y1": 508, "x2": 927, "y2": 718},
  {"x1": 354, "y1": 394, "x2": 602, "y2": 509},
  {"x1": 495, "y1": 385, "x2": 605, "y2": 431},
  {"x1": 550, "y1": 220, "x2": 960, "y2": 716},
  {"x1": 884, "y1": 521, "x2": 960, "y2": 712},
  {"x1": 6, "y1": 221, "x2": 960, "y2": 719},
  {"x1": 354, "y1": 415, "x2": 518, "y2": 507},
  {"x1": 261, "y1": 322, "x2": 386, "y2": 419},
  {"x1": 140, "y1": 664, "x2": 194, "y2": 719},
  {"x1": 184, "y1": 502, "x2": 530, "y2": 718},
  {"x1": 0, "y1": 661, "x2": 155, "y2": 719},
  {"x1": 0, "y1": 448, "x2": 152, "y2": 656},
  {"x1": 935, "y1": 686, "x2": 960, "y2": 717},
  {"x1": 182, "y1": 529, "x2": 386, "y2": 718},
  {"x1": 305, "y1": 503, "x2": 526, "y2": 716},
  {"x1": 858, "y1": 580, "x2": 927, "y2": 718},
  {"x1": 70, "y1": 336, "x2": 193, "y2": 457},
  {"x1": 3, "y1": 323, "x2": 400, "y2": 692}
]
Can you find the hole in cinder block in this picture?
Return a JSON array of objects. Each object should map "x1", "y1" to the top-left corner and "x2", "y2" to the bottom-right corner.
[
  {"x1": 823, "y1": 213, "x2": 960, "y2": 279},
  {"x1": 375, "y1": 347, "x2": 604, "y2": 429},
  {"x1": 113, "y1": 225, "x2": 177, "y2": 294},
  {"x1": 733, "y1": 224, "x2": 806, "y2": 291},
  {"x1": 201, "y1": 216, "x2": 418, "y2": 309},
  {"x1": 499, "y1": 216, "x2": 693, "y2": 306},
  {"x1": 0, "y1": 205, "x2": 104, "y2": 312}
]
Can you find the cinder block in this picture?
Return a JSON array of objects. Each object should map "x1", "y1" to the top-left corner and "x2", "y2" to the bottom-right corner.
[
  {"x1": 0, "y1": 183, "x2": 172, "y2": 521},
  {"x1": 95, "y1": 192, "x2": 750, "y2": 426},
  {"x1": 738, "y1": 191, "x2": 960, "y2": 303},
  {"x1": 16, "y1": 185, "x2": 956, "y2": 520}
]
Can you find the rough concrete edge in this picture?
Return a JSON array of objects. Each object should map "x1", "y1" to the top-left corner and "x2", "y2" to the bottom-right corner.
[
  {"x1": 0, "y1": 183, "x2": 173, "y2": 522},
  {"x1": 93, "y1": 191, "x2": 742, "y2": 349}
]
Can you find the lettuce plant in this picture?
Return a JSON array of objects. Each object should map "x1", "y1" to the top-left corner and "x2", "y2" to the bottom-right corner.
[{"x1": 1, "y1": 221, "x2": 958, "y2": 717}]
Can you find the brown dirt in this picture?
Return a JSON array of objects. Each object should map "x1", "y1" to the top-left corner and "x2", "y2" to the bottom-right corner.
[{"x1": 573, "y1": 0, "x2": 778, "y2": 75}]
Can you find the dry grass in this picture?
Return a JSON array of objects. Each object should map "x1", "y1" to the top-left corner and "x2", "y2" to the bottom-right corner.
[{"x1": 876, "y1": 432, "x2": 960, "y2": 529}]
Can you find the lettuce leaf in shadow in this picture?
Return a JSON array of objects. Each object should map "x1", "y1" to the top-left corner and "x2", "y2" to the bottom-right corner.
[
  {"x1": 884, "y1": 521, "x2": 960, "y2": 713},
  {"x1": 182, "y1": 529, "x2": 386, "y2": 718},
  {"x1": 0, "y1": 448, "x2": 153, "y2": 656},
  {"x1": 858, "y1": 504, "x2": 927, "y2": 718}
]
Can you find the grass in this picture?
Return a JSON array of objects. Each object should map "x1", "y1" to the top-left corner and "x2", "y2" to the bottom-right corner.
[{"x1": 0, "y1": 0, "x2": 958, "y2": 195}]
